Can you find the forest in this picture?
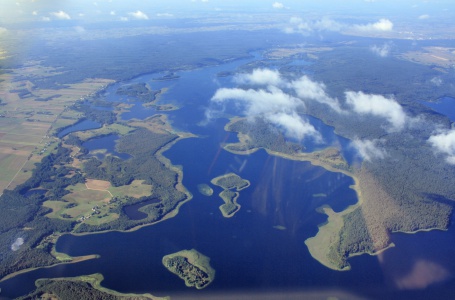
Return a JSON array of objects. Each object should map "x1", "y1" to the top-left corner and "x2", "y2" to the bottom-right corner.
[
  {"x1": 116, "y1": 83, "x2": 161, "y2": 103},
  {"x1": 225, "y1": 117, "x2": 303, "y2": 155},
  {"x1": 17, "y1": 278, "x2": 152, "y2": 300}
]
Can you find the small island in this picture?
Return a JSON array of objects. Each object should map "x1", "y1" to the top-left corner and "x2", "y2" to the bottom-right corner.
[
  {"x1": 210, "y1": 173, "x2": 250, "y2": 191},
  {"x1": 219, "y1": 189, "x2": 240, "y2": 218},
  {"x1": 197, "y1": 184, "x2": 214, "y2": 196},
  {"x1": 211, "y1": 173, "x2": 250, "y2": 218},
  {"x1": 162, "y1": 249, "x2": 215, "y2": 289}
]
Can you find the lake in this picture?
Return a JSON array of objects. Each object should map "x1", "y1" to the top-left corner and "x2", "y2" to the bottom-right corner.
[{"x1": 1, "y1": 53, "x2": 455, "y2": 300}]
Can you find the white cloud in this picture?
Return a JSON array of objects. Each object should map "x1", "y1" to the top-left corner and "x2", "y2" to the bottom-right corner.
[
  {"x1": 351, "y1": 138, "x2": 386, "y2": 161},
  {"x1": 120, "y1": 16, "x2": 128, "y2": 22},
  {"x1": 234, "y1": 69, "x2": 284, "y2": 87},
  {"x1": 110, "y1": 11, "x2": 116, "y2": 16},
  {"x1": 370, "y1": 43, "x2": 391, "y2": 57},
  {"x1": 128, "y1": 10, "x2": 149, "y2": 20},
  {"x1": 211, "y1": 85, "x2": 321, "y2": 141},
  {"x1": 291, "y1": 76, "x2": 343, "y2": 113},
  {"x1": 354, "y1": 18, "x2": 393, "y2": 31},
  {"x1": 428, "y1": 130, "x2": 455, "y2": 164},
  {"x1": 11, "y1": 237, "x2": 24, "y2": 251},
  {"x1": 285, "y1": 17, "x2": 344, "y2": 34},
  {"x1": 0, "y1": 27, "x2": 7, "y2": 34},
  {"x1": 419, "y1": 14, "x2": 430, "y2": 20},
  {"x1": 42, "y1": 16, "x2": 51, "y2": 22},
  {"x1": 51, "y1": 11, "x2": 71, "y2": 20},
  {"x1": 32, "y1": 11, "x2": 37, "y2": 16},
  {"x1": 268, "y1": 112, "x2": 321, "y2": 141},
  {"x1": 430, "y1": 77, "x2": 443, "y2": 86},
  {"x1": 273, "y1": 2, "x2": 284, "y2": 9},
  {"x1": 156, "y1": 13, "x2": 174, "y2": 17},
  {"x1": 345, "y1": 91, "x2": 407, "y2": 131},
  {"x1": 285, "y1": 17, "x2": 393, "y2": 35}
]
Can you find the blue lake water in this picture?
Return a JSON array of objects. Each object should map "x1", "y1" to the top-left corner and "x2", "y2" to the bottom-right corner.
[
  {"x1": 1, "y1": 53, "x2": 455, "y2": 299},
  {"x1": 57, "y1": 119, "x2": 102, "y2": 138},
  {"x1": 82, "y1": 134, "x2": 131, "y2": 160},
  {"x1": 423, "y1": 97, "x2": 455, "y2": 122}
]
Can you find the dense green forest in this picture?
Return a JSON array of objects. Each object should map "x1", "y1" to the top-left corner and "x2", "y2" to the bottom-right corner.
[
  {"x1": 116, "y1": 83, "x2": 161, "y2": 103},
  {"x1": 225, "y1": 117, "x2": 303, "y2": 155},
  {"x1": 17, "y1": 278, "x2": 152, "y2": 300}
]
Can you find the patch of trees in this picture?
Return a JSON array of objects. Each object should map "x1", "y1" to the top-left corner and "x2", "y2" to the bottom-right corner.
[
  {"x1": 328, "y1": 165, "x2": 453, "y2": 269},
  {"x1": 17, "y1": 145, "x2": 84, "y2": 198},
  {"x1": 0, "y1": 141, "x2": 83, "y2": 278},
  {"x1": 116, "y1": 82, "x2": 160, "y2": 103},
  {"x1": 164, "y1": 256, "x2": 211, "y2": 289},
  {"x1": 212, "y1": 173, "x2": 249, "y2": 191},
  {"x1": 226, "y1": 117, "x2": 303, "y2": 155},
  {"x1": 17, "y1": 278, "x2": 150, "y2": 300},
  {"x1": 0, "y1": 192, "x2": 75, "y2": 278},
  {"x1": 72, "y1": 103, "x2": 116, "y2": 125},
  {"x1": 76, "y1": 128, "x2": 187, "y2": 232}
]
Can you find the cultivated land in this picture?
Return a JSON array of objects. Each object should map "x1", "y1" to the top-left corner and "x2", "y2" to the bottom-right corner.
[{"x1": 0, "y1": 65, "x2": 114, "y2": 193}]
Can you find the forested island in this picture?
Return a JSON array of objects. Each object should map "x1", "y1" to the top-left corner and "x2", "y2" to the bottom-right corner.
[
  {"x1": 162, "y1": 249, "x2": 215, "y2": 289},
  {"x1": 211, "y1": 173, "x2": 250, "y2": 217}
]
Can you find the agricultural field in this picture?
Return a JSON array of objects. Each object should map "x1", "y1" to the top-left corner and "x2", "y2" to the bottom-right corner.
[{"x1": 0, "y1": 63, "x2": 114, "y2": 194}]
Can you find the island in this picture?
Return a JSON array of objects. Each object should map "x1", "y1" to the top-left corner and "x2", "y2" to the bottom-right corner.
[
  {"x1": 197, "y1": 184, "x2": 214, "y2": 196},
  {"x1": 211, "y1": 173, "x2": 250, "y2": 217},
  {"x1": 162, "y1": 249, "x2": 215, "y2": 289}
]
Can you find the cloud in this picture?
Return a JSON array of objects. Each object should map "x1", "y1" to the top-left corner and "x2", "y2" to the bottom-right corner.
[
  {"x1": 156, "y1": 13, "x2": 174, "y2": 17},
  {"x1": 32, "y1": 11, "x2": 37, "y2": 16},
  {"x1": 285, "y1": 17, "x2": 344, "y2": 34},
  {"x1": 42, "y1": 16, "x2": 51, "y2": 22},
  {"x1": 428, "y1": 130, "x2": 455, "y2": 164},
  {"x1": 370, "y1": 42, "x2": 392, "y2": 57},
  {"x1": 345, "y1": 91, "x2": 407, "y2": 131},
  {"x1": 0, "y1": 27, "x2": 7, "y2": 34},
  {"x1": 291, "y1": 76, "x2": 343, "y2": 113},
  {"x1": 128, "y1": 10, "x2": 149, "y2": 20},
  {"x1": 51, "y1": 10, "x2": 71, "y2": 20},
  {"x1": 234, "y1": 69, "x2": 284, "y2": 87},
  {"x1": 351, "y1": 138, "x2": 386, "y2": 161},
  {"x1": 268, "y1": 112, "x2": 321, "y2": 141},
  {"x1": 272, "y1": 2, "x2": 284, "y2": 9},
  {"x1": 353, "y1": 18, "x2": 393, "y2": 31},
  {"x1": 285, "y1": 17, "x2": 393, "y2": 35},
  {"x1": 110, "y1": 11, "x2": 116, "y2": 15},
  {"x1": 430, "y1": 77, "x2": 443, "y2": 86},
  {"x1": 211, "y1": 85, "x2": 321, "y2": 141},
  {"x1": 120, "y1": 16, "x2": 128, "y2": 21},
  {"x1": 419, "y1": 14, "x2": 430, "y2": 20},
  {"x1": 11, "y1": 237, "x2": 24, "y2": 251}
]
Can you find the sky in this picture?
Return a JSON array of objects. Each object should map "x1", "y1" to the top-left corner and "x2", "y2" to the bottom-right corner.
[{"x1": 0, "y1": 0, "x2": 453, "y2": 24}]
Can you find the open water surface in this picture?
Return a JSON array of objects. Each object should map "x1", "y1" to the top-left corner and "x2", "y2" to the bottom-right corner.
[{"x1": 2, "y1": 53, "x2": 455, "y2": 299}]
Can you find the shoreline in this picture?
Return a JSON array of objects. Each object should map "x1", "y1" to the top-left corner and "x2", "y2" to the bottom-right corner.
[{"x1": 0, "y1": 254, "x2": 99, "y2": 283}]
